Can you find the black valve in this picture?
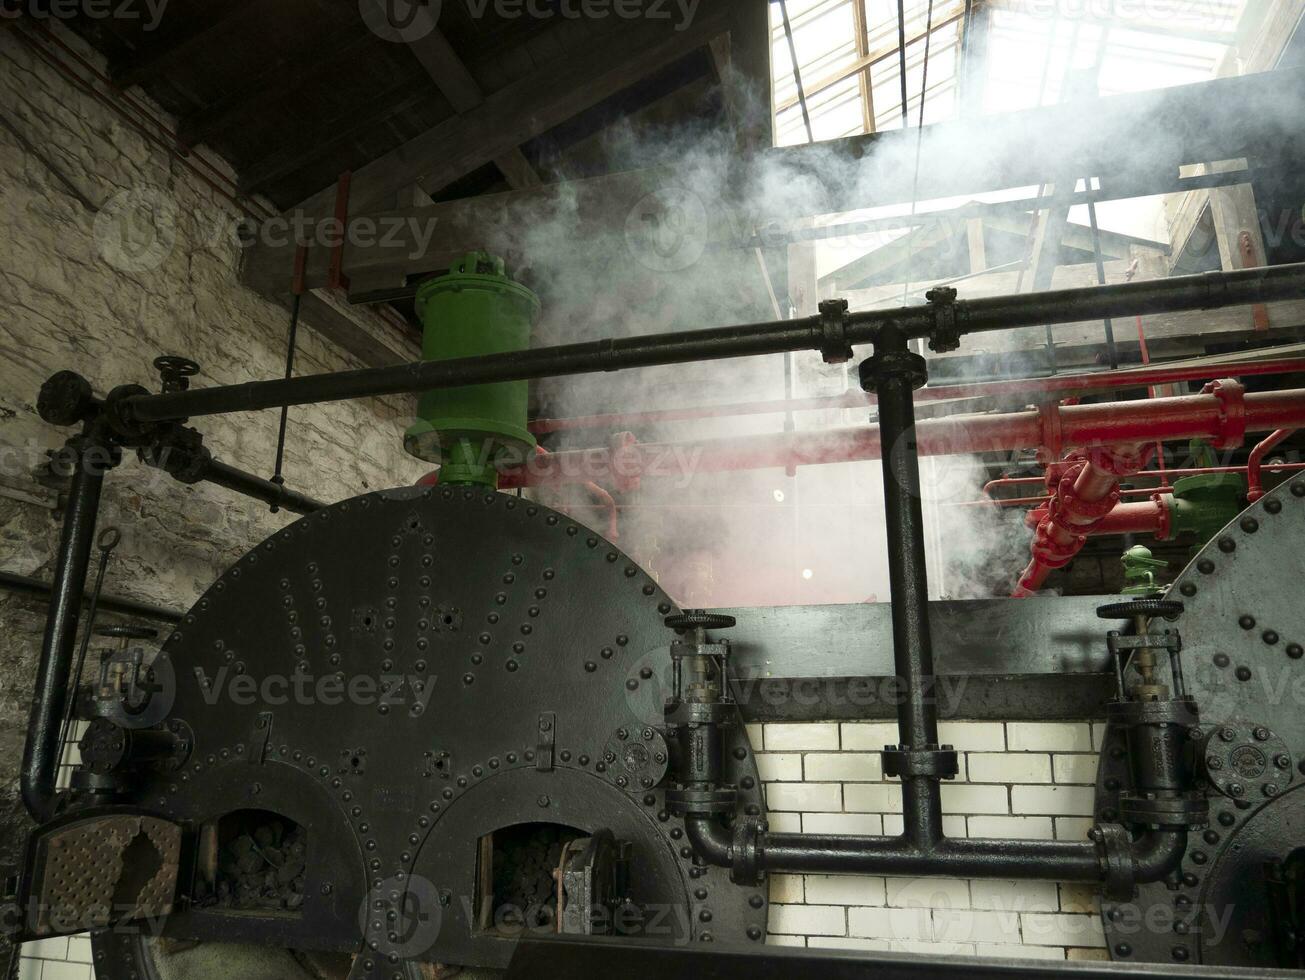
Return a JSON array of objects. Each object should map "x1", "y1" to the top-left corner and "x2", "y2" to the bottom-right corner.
[
  {"x1": 153, "y1": 356, "x2": 201, "y2": 394},
  {"x1": 665, "y1": 610, "x2": 736, "y2": 632},
  {"x1": 1096, "y1": 598, "x2": 1184, "y2": 621}
]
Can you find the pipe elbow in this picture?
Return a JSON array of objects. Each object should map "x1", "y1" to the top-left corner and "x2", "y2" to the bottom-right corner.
[
  {"x1": 1132, "y1": 829, "x2": 1188, "y2": 884},
  {"x1": 684, "y1": 815, "x2": 733, "y2": 868}
]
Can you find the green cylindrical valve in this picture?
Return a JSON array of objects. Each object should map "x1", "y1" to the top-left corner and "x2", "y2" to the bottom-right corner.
[{"x1": 403, "y1": 252, "x2": 539, "y2": 487}]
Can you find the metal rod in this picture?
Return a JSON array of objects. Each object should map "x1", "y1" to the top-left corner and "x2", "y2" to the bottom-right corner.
[
  {"x1": 270, "y1": 289, "x2": 303, "y2": 507},
  {"x1": 0, "y1": 570, "x2": 183, "y2": 624},
  {"x1": 203, "y1": 459, "x2": 325, "y2": 516},
  {"x1": 21, "y1": 437, "x2": 107, "y2": 820},
  {"x1": 1086, "y1": 194, "x2": 1120, "y2": 369},
  {"x1": 115, "y1": 263, "x2": 1305, "y2": 426},
  {"x1": 777, "y1": 0, "x2": 814, "y2": 144}
]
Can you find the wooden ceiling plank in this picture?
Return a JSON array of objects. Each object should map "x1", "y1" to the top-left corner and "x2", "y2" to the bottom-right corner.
[{"x1": 113, "y1": 0, "x2": 260, "y2": 89}]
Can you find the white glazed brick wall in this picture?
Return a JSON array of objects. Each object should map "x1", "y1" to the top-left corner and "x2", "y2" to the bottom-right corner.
[{"x1": 754, "y1": 720, "x2": 1112, "y2": 962}]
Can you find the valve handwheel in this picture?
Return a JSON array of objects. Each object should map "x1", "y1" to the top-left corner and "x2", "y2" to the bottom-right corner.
[
  {"x1": 1095, "y1": 598, "x2": 1184, "y2": 621},
  {"x1": 665, "y1": 610, "x2": 736, "y2": 632},
  {"x1": 153, "y1": 356, "x2": 201, "y2": 394}
]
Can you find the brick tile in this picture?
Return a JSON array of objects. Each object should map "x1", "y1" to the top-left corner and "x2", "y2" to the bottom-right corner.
[
  {"x1": 745, "y1": 723, "x2": 764, "y2": 749},
  {"x1": 769, "y1": 904, "x2": 846, "y2": 936},
  {"x1": 940, "y1": 783, "x2": 1008, "y2": 815},
  {"x1": 1007, "y1": 722, "x2": 1092, "y2": 752},
  {"x1": 1011, "y1": 785, "x2": 1095, "y2": 816},
  {"x1": 769, "y1": 873, "x2": 804, "y2": 904},
  {"x1": 840, "y1": 722, "x2": 898, "y2": 751},
  {"x1": 766, "y1": 783, "x2": 841, "y2": 812},
  {"x1": 939, "y1": 721, "x2": 1005, "y2": 751},
  {"x1": 1068, "y1": 947, "x2": 1110, "y2": 961},
  {"x1": 764, "y1": 723, "x2": 839, "y2": 751},
  {"x1": 23, "y1": 938, "x2": 69, "y2": 960},
  {"x1": 844, "y1": 783, "x2": 902, "y2": 813},
  {"x1": 767, "y1": 812, "x2": 801, "y2": 832},
  {"x1": 967, "y1": 815, "x2": 1055, "y2": 840},
  {"x1": 765, "y1": 934, "x2": 805, "y2": 947},
  {"x1": 1056, "y1": 817, "x2": 1095, "y2": 841},
  {"x1": 17, "y1": 960, "x2": 39, "y2": 980},
  {"x1": 804, "y1": 753, "x2": 882, "y2": 781},
  {"x1": 1020, "y1": 912, "x2": 1107, "y2": 947},
  {"x1": 65, "y1": 937, "x2": 93, "y2": 964},
  {"x1": 40, "y1": 964, "x2": 93, "y2": 980},
  {"x1": 1059, "y1": 883, "x2": 1099, "y2": 914},
  {"x1": 803, "y1": 812, "x2": 883, "y2": 835},
  {"x1": 885, "y1": 877, "x2": 970, "y2": 910},
  {"x1": 808, "y1": 936, "x2": 890, "y2": 951},
  {"x1": 974, "y1": 943, "x2": 1065, "y2": 960},
  {"x1": 888, "y1": 940, "x2": 974, "y2": 956},
  {"x1": 1052, "y1": 753, "x2": 1099, "y2": 784},
  {"x1": 968, "y1": 753, "x2": 1051, "y2": 783},
  {"x1": 804, "y1": 874, "x2": 886, "y2": 907},
  {"x1": 932, "y1": 907, "x2": 1023, "y2": 944},
  {"x1": 969, "y1": 879, "x2": 1058, "y2": 913},
  {"x1": 755, "y1": 753, "x2": 802, "y2": 782},
  {"x1": 849, "y1": 905, "x2": 934, "y2": 942}
]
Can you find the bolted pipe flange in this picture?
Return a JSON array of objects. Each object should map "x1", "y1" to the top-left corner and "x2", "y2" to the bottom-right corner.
[
  {"x1": 665, "y1": 785, "x2": 737, "y2": 817},
  {"x1": 817, "y1": 299, "x2": 852, "y2": 364},
  {"x1": 137, "y1": 425, "x2": 212, "y2": 485},
  {"x1": 37, "y1": 371, "x2": 96, "y2": 427},
  {"x1": 1117, "y1": 793, "x2": 1207, "y2": 829},
  {"x1": 1093, "y1": 823, "x2": 1137, "y2": 901},
  {"x1": 101, "y1": 384, "x2": 157, "y2": 446},
  {"x1": 858, "y1": 348, "x2": 928, "y2": 393},
  {"x1": 731, "y1": 815, "x2": 766, "y2": 886},
  {"x1": 1197, "y1": 724, "x2": 1293, "y2": 802},
  {"x1": 881, "y1": 744, "x2": 959, "y2": 780},
  {"x1": 925, "y1": 287, "x2": 961, "y2": 353}
]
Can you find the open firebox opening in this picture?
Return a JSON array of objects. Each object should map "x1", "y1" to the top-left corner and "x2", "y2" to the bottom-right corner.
[
  {"x1": 192, "y1": 809, "x2": 307, "y2": 914},
  {"x1": 475, "y1": 822, "x2": 584, "y2": 937}
]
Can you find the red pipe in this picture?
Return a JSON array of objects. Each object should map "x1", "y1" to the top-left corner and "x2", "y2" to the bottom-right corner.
[
  {"x1": 1012, "y1": 445, "x2": 1153, "y2": 597},
  {"x1": 527, "y1": 356, "x2": 1305, "y2": 435},
  {"x1": 1022, "y1": 496, "x2": 1172, "y2": 539},
  {"x1": 500, "y1": 385, "x2": 1305, "y2": 489},
  {"x1": 1247, "y1": 428, "x2": 1296, "y2": 502}
]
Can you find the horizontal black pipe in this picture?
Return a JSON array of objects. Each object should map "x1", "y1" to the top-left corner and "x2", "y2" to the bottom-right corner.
[
  {"x1": 201, "y1": 459, "x2": 324, "y2": 515},
  {"x1": 0, "y1": 570, "x2": 183, "y2": 624},
  {"x1": 686, "y1": 816, "x2": 1186, "y2": 885},
  {"x1": 119, "y1": 263, "x2": 1305, "y2": 424}
]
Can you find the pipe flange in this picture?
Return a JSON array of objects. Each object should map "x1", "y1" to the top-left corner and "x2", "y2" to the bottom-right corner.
[
  {"x1": 1197, "y1": 723, "x2": 1293, "y2": 802},
  {"x1": 1105, "y1": 697, "x2": 1198, "y2": 729},
  {"x1": 1092, "y1": 823, "x2": 1137, "y2": 901},
  {"x1": 665, "y1": 701, "x2": 736, "y2": 727},
  {"x1": 1202, "y1": 379, "x2": 1247, "y2": 450},
  {"x1": 1118, "y1": 793, "x2": 1208, "y2": 829},
  {"x1": 859, "y1": 348, "x2": 928, "y2": 393},
  {"x1": 102, "y1": 384, "x2": 156, "y2": 446},
  {"x1": 665, "y1": 785, "x2": 737, "y2": 816},
  {"x1": 817, "y1": 298, "x2": 852, "y2": 364},
  {"x1": 137, "y1": 425, "x2": 212, "y2": 485},
  {"x1": 38, "y1": 371, "x2": 96, "y2": 427},
  {"x1": 881, "y1": 744, "x2": 959, "y2": 780},
  {"x1": 925, "y1": 287, "x2": 961, "y2": 353},
  {"x1": 731, "y1": 815, "x2": 766, "y2": 886}
]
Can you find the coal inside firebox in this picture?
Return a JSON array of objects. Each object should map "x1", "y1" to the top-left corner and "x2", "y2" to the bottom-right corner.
[
  {"x1": 476, "y1": 823, "x2": 584, "y2": 937},
  {"x1": 192, "y1": 809, "x2": 307, "y2": 914}
]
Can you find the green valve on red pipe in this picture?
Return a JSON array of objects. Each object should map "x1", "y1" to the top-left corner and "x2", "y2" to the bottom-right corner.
[{"x1": 404, "y1": 252, "x2": 540, "y2": 487}]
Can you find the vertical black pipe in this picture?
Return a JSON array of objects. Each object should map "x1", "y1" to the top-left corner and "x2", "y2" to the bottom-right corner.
[
  {"x1": 863, "y1": 326, "x2": 943, "y2": 847},
  {"x1": 21, "y1": 439, "x2": 107, "y2": 820}
]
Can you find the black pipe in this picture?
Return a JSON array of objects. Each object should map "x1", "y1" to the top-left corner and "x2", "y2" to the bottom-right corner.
[
  {"x1": 0, "y1": 571, "x2": 182, "y2": 624},
  {"x1": 115, "y1": 263, "x2": 1305, "y2": 424},
  {"x1": 202, "y1": 459, "x2": 324, "y2": 516},
  {"x1": 687, "y1": 815, "x2": 1185, "y2": 885},
  {"x1": 20, "y1": 438, "x2": 107, "y2": 820},
  {"x1": 869, "y1": 326, "x2": 944, "y2": 848}
]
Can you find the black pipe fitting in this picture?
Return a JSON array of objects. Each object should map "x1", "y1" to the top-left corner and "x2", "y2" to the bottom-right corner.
[{"x1": 37, "y1": 371, "x2": 97, "y2": 427}]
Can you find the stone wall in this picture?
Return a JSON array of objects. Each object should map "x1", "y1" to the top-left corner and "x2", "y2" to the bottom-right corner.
[{"x1": 0, "y1": 13, "x2": 426, "y2": 918}]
